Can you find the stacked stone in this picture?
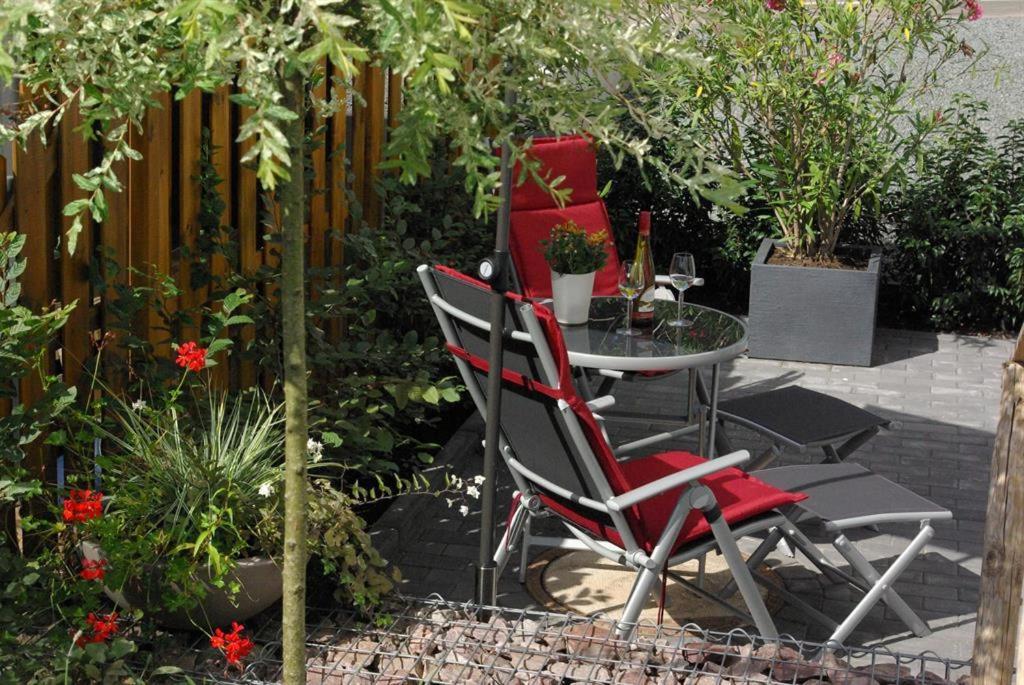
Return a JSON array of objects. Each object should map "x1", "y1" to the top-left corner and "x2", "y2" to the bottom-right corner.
[{"x1": 303, "y1": 610, "x2": 971, "y2": 685}]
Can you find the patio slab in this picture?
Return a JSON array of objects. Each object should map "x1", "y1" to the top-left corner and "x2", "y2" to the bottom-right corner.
[{"x1": 371, "y1": 327, "x2": 1014, "y2": 662}]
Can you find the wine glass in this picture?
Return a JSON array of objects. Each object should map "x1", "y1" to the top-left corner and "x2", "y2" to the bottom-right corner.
[
  {"x1": 618, "y1": 260, "x2": 645, "y2": 336},
  {"x1": 668, "y1": 252, "x2": 697, "y2": 327}
]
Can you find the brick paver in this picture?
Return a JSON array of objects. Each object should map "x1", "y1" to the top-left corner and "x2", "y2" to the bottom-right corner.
[{"x1": 371, "y1": 328, "x2": 1014, "y2": 662}]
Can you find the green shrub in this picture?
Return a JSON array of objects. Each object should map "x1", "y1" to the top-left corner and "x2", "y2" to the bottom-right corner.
[{"x1": 883, "y1": 102, "x2": 1024, "y2": 333}]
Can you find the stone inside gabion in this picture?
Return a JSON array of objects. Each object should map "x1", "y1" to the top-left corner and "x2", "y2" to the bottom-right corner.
[{"x1": 301, "y1": 608, "x2": 971, "y2": 685}]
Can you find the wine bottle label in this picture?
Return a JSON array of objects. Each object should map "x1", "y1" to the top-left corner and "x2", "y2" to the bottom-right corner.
[{"x1": 637, "y1": 288, "x2": 655, "y2": 313}]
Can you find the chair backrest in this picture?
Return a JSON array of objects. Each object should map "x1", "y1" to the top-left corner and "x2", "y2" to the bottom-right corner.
[
  {"x1": 509, "y1": 136, "x2": 622, "y2": 299},
  {"x1": 419, "y1": 264, "x2": 642, "y2": 547}
]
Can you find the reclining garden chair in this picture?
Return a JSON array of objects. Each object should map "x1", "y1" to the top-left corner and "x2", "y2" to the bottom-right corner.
[
  {"x1": 507, "y1": 134, "x2": 893, "y2": 467},
  {"x1": 419, "y1": 264, "x2": 953, "y2": 647}
]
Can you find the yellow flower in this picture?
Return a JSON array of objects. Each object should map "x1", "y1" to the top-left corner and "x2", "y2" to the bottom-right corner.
[
  {"x1": 903, "y1": 27, "x2": 910, "y2": 41},
  {"x1": 696, "y1": 85, "x2": 704, "y2": 98}
]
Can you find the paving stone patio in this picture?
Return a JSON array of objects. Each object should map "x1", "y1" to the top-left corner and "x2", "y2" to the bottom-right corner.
[{"x1": 371, "y1": 327, "x2": 1014, "y2": 663}]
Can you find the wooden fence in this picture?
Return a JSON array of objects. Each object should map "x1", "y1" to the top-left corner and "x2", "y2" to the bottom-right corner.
[{"x1": 1, "y1": 64, "x2": 402, "y2": 481}]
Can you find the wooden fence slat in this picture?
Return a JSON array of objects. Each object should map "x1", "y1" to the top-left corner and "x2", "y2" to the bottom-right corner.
[
  {"x1": 329, "y1": 65, "x2": 348, "y2": 265},
  {"x1": 209, "y1": 86, "x2": 233, "y2": 387},
  {"x1": 99, "y1": 124, "x2": 131, "y2": 393},
  {"x1": 237, "y1": 102, "x2": 259, "y2": 388},
  {"x1": 59, "y1": 103, "x2": 94, "y2": 389},
  {"x1": 364, "y1": 66, "x2": 385, "y2": 229},
  {"x1": 972, "y1": 325, "x2": 1024, "y2": 685},
  {"x1": 351, "y1": 67, "x2": 368, "y2": 226},
  {"x1": 178, "y1": 90, "x2": 204, "y2": 342},
  {"x1": 0, "y1": 155, "x2": 10, "y2": 418},
  {"x1": 14, "y1": 96, "x2": 58, "y2": 482},
  {"x1": 130, "y1": 94, "x2": 173, "y2": 359},
  {"x1": 387, "y1": 70, "x2": 402, "y2": 131}
]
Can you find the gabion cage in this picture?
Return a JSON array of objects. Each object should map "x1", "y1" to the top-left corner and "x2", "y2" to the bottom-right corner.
[{"x1": 138, "y1": 596, "x2": 972, "y2": 684}]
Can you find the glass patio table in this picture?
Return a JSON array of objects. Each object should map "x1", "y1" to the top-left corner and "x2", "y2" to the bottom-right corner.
[{"x1": 558, "y1": 297, "x2": 748, "y2": 458}]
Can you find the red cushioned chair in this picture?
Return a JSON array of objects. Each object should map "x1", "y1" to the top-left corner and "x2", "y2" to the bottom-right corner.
[
  {"x1": 419, "y1": 264, "x2": 799, "y2": 638},
  {"x1": 420, "y1": 264, "x2": 953, "y2": 645},
  {"x1": 508, "y1": 135, "x2": 623, "y2": 299}
]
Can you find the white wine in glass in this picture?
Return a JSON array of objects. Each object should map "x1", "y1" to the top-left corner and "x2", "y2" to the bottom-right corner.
[
  {"x1": 668, "y1": 252, "x2": 697, "y2": 327},
  {"x1": 618, "y1": 260, "x2": 645, "y2": 336}
]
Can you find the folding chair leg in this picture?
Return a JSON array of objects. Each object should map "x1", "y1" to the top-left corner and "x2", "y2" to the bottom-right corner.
[
  {"x1": 616, "y1": 565, "x2": 665, "y2": 638},
  {"x1": 826, "y1": 523, "x2": 935, "y2": 647},
  {"x1": 518, "y1": 516, "x2": 532, "y2": 584},
  {"x1": 494, "y1": 497, "x2": 529, "y2": 577},
  {"x1": 831, "y1": 527, "x2": 933, "y2": 640},
  {"x1": 706, "y1": 509, "x2": 778, "y2": 639},
  {"x1": 720, "y1": 528, "x2": 784, "y2": 599}
]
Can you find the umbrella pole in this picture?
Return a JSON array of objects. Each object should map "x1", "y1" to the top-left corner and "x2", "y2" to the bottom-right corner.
[{"x1": 477, "y1": 96, "x2": 516, "y2": 610}]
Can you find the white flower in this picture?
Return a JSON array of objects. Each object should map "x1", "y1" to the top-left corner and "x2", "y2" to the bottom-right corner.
[
  {"x1": 466, "y1": 485, "x2": 481, "y2": 499},
  {"x1": 306, "y1": 438, "x2": 324, "y2": 462},
  {"x1": 131, "y1": 399, "x2": 147, "y2": 411},
  {"x1": 472, "y1": 475, "x2": 486, "y2": 485},
  {"x1": 258, "y1": 482, "x2": 275, "y2": 498},
  {"x1": 458, "y1": 505, "x2": 470, "y2": 517},
  {"x1": 445, "y1": 498, "x2": 457, "y2": 508}
]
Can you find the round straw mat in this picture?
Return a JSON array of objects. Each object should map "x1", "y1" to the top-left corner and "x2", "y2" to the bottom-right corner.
[{"x1": 525, "y1": 548, "x2": 784, "y2": 631}]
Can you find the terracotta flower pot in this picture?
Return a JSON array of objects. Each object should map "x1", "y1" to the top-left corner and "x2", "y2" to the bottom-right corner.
[
  {"x1": 550, "y1": 270, "x2": 595, "y2": 325},
  {"x1": 81, "y1": 541, "x2": 282, "y2": 631}
]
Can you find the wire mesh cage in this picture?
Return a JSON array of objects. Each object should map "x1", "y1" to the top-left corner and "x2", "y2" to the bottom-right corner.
[{"x1": 138, "y1": 596, "x2": 972, "y2": 684}]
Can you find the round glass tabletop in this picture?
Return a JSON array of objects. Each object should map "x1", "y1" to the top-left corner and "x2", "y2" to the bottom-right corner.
[{"x1": 558, "y1": 297, "x2": 748, "y2": 371}]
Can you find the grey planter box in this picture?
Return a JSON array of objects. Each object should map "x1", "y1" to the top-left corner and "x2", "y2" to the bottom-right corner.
[{"x1": 747, "y1": 238, "x2": 882, "y2": 366}]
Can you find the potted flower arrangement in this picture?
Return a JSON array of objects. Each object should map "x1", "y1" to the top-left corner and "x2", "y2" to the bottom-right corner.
[
  {"x1": 542, "y1": 220, "x2": 610, "y2": 324},
  {"x1": 674, "y1": 0, "x2": 981, "y2": 365},
  {"x1": 70, "y1": 341, "x2": 399, "y2": 632}
]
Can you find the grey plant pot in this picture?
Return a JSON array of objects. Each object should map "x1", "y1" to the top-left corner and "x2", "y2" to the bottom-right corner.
[
  {"x1": 747, "y1": 238, "x2": 882, "y2": 366},
  {"x1": 81, "y1": 541, "x2": 282, "y2": 631}
]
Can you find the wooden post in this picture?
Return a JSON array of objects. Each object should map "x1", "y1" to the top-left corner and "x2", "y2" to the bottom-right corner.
[{"x1": 972, "y1": 326, "x2": 1024, "y2": 685}]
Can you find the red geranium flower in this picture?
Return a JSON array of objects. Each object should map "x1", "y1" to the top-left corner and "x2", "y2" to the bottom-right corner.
[
  {"x1": 963, "y1": 0, "x2": 982, "y2": 20},
  {"x1": 765, "y1": 0, "x2": 785, "y2": 10},
  {"x1": 63, "y1": 490, "x2": 103, "y2": 524},
  {"x1": 79, "y1": 559, "x2": 107, "y2": 582},
  {"x1": 76, "y1": 612, "x2": 119, "y2": 647},
  {"x1": 210, "y1": 622, "x2": 255, "y2": 668},
  {"x1": 175, "y1": 341, "x2": 208, "y2": 373}
]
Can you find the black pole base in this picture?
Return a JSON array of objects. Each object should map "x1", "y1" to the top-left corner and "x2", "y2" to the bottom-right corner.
[{"x1": 475, "y1": 563, "x2": 497, "y2": 614}]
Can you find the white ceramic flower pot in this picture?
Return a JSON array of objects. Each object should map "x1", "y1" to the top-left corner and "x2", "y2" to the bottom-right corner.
[{"x1": 550, "y1": 270, "x2": 596, "y2": 325}]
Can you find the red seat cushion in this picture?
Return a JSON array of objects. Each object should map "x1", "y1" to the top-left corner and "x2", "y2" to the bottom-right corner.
[
  {"x1": 509, "y1": 201, "x2": 621, "y2": 299},
  {"x1": 511, "y1": 136, "x2": 601, "y2": 211},
  {"x1": 540, "y1": 451, "x2": 806, "y2": 556}
]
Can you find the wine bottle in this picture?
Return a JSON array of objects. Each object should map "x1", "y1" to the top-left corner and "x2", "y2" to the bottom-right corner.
[{"x1": 631, "y1": 211, "x2": 656, "y2": 326}]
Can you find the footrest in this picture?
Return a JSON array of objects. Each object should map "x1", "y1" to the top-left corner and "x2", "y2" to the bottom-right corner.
[
  {"x1": 718, "y1": 386, "x2": 888, "y2": 448},
  {"x1": 751, "y1": 463, "x2": 951, "y2": 531}
]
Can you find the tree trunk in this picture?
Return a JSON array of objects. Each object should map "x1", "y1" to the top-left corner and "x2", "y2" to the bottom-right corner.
[
  {"x1": 972, "y1": 326, "x2": 1024, "y2": 685},
  {"x1": 280, "y1": 70, "x2": 309, "y2": 685}
]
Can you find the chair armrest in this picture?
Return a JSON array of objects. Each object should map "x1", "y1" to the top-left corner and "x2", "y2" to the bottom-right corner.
[
  {"x1": 655, "y1": 275, "x2": 705, "y2": 287},
  {"x1": 586, "y1": 395, "x2": 616, "y2": 412},
  {"x1": 606, "y1": 450, "x2": 749, "y2": 512}
]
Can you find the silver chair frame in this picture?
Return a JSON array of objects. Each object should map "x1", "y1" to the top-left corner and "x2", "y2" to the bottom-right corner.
[{"x1": 419, "y1": 264, "x2": 952, "y2": 647}]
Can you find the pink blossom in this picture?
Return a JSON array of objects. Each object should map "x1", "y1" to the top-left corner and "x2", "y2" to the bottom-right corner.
[{"x1": 964, "y1": 0, "x2": 982, "y2": 20}]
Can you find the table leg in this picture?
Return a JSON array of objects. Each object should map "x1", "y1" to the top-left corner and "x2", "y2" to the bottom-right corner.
[
  {"x1": 687, "y1": 370, "x2": 697, "y2": 424},
  {"x1": 707, "y1": 364, "x2": 720, "y2": 459}
]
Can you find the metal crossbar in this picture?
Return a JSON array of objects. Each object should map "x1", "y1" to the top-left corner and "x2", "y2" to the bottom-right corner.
[{"x1": 131, "y1": 596, "x2": 972, "y2": 684}]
